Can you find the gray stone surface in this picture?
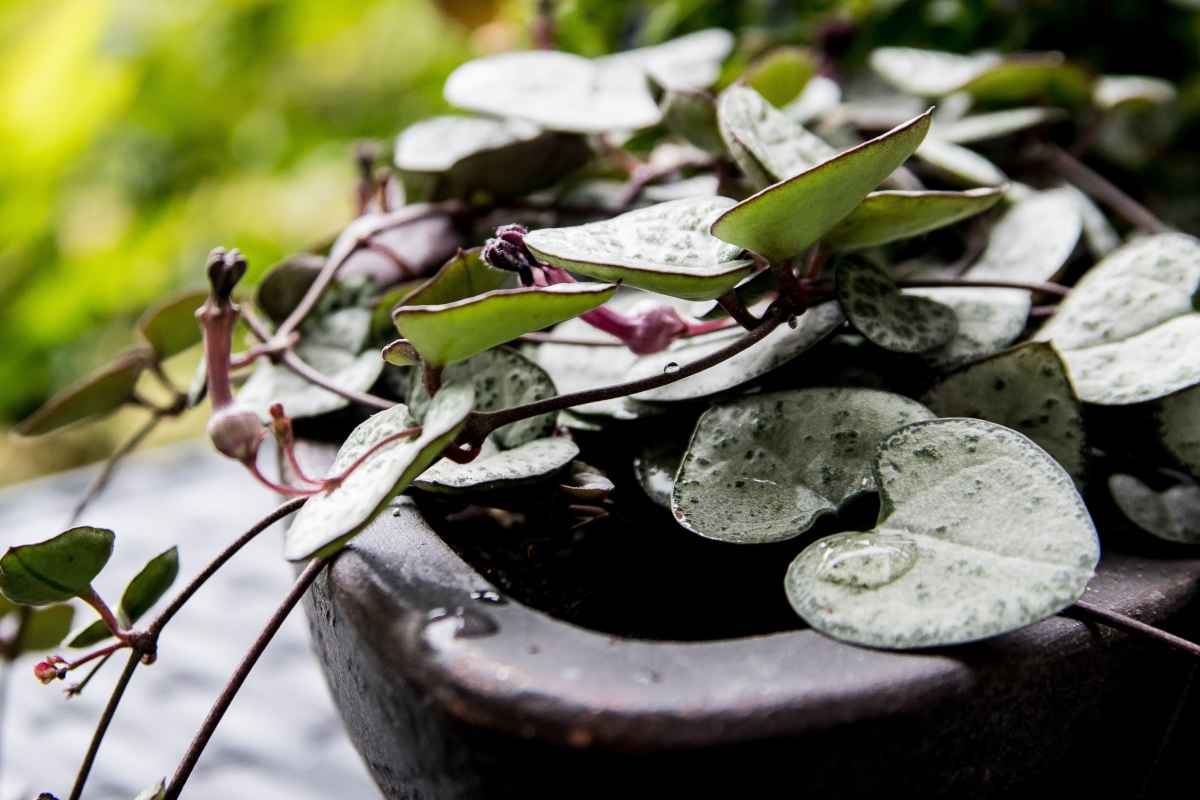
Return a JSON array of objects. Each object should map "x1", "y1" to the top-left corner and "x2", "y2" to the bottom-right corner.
[{"x1": 0, "y1": 443, "x2": 378, "y2": 799}]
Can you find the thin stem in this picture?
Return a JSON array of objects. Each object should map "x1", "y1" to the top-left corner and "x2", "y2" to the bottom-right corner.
[
  {"x1": 69, "y1": 414, "x2": 162, "y2": 525},
  {"x1": 1039, "y1": 143, "x2": 1170, "y2": 234},
  {"x1": 804, "y1": 243, "x2": 829, "y2": 281},
  {"x1": 324, "y1": 426, "x2": 422, "y2": 486},
  {"x1": 283, "y1": 443, "x2": 323, "y2": 486},
  {"x1": 1065, "y1": 600, "x2": 1200, "y2": 660},
  {"x1": 896, "y1": 277, "x2": 1072, "y2": 298},
  {"x1": 78, "y1": 586, "x2": 128, "y2": 643},
  {"x1": 280, "y1": 350, "x2": 394, "y2": 410},
  {"x1": 364, "y1": 239, "x2": 413, "y2": 276},
  {"x1": 244, "y1": 461, "x2": 321, "y2": 498},
  {"x1": 147, "y1": 498, "x2": 306, "y2": 637},
  {"x1": 717, "y1": 290, "x2": 763, "y2": 331},
  {"x1": 464, "y1": 305, "x2": 787, "y2": 442},
  {"x1": 275, "y1": 204, "x2": 458, "y2": 340},
  {"x1": 68, "y1": 650, "x2": 140, "y2": 800},
  {"x1": 65, "y1": 651, "x2": 114, "y2": 698},
  {"x1": 66, "y1": 641, "x2": 129, "y2": 671},
  {"x1": 518, "y1": 333, "x2": 625, "y2": 347},
  {"x1": 163, "y1": 558, "x2": 328, "y2": 800}
]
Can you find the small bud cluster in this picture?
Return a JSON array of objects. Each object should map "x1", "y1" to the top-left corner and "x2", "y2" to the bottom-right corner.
[
  {"x1": 482, "y1": 224, "x2": 541, "y2": 285},
  {"x1": 34, "y1": 656, "x2": 67, "y2": 685}
]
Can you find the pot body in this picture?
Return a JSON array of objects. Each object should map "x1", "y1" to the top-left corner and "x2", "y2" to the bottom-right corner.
[{"x1": 298, "y1": 460, "x2": 1200, "y2": 798}]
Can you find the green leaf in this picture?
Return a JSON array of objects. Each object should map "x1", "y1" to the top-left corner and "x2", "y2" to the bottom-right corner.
[
  {"x1": 935, "y1": 107, "x2": 1066, "y2": 145},
  {"x1": 786, "y1": 418, "x2": 1099, "y2": 649},
  {"x1": 825, "y1": 188, "x2": 1003, "y2": 251},
  {"x1": 672, "y1": 389, "x2": 934, "y2": 543},
  {"x1": 394, "y1": 116, "x2": 590, "y2": 200},
  {"x1": 381, "y1": 339, "x2": 420, "y2": 368},
  {"x1": 1094, "y1": 75, "x2": 1177, "y2": 110},
  {"x1": 741, "y1": 47, "x2": 817, "y2": 108},
  {"x1": 717, "y1": 85, "x2": 837, "y2": 189},
  {"x1": 630, "y1": 301, "x2": 845, "y2": 402},
  {"x1": 1109, "y1": 474, "x2": 1200, "y2": 544},
  {"x1": 911, "y1": 287, "x2": 1031, "y2": 369},
  {"x1": 137, "y1": 290, "x2": 206, "y2": 360},
  {"x1": 960, "y1": 55, "x2": 1093, "y2": 106},
  {"x1": 924, "y1": 343, "x2": 1086, "y2": 485},
  {"x1": 524, "y1": 197, "x2": 754, "y2": 301},
  {"x1": 710, "y1": 110, "x2": 932, "y2": 261},
  {"x1": 398, "y1": 248, "x2": 514, "y2": 308},
  {"x1": 661, "y1": 90, "x2": 724, "y2": 154},
  {"x1": 835, "y1": 261, "x2": 957, "y2": 353},
  {"x1": 870, "y1": 47, "x2": 1002, "y2": 97},
  {"x1": 238, "y1": 309, "x2": 383, "y2": 422},
  {"x1": 0, "y1": 594, "x2": 14, "y2": 618},
  {"x1": 0, "y1": 527, "x2": 115, "y2": 606},
  {"x1": 14, "y1": 605, "x2": 75, "y2": 654},
  {"x1": 15, "y1": 348, "x2": 153, "y2": 436},
  {"x1": 444, "y1": 50, "x2": 662, "y2": 134},
  {"x1": 414, "y1": 437, "x2": 579, "y2": 493},
  {"x1": 1036, "y1": 233, "x2": 1200, "y2": 405},
  {"x1": 394, "y1": 283, "x2": 616, "y2": 368},
  {"x1": 1158, "y1": 386, "x2": 1200, "y2": 480},
  {"x1": 408, "y1": 346, "x2": 556, "y2": 449},
  {"x1": 69, "y1": 545, "x2": 179, "y2": 648},
  {"x1": 914, "y1": 138, "x2": 1007, "y2": 187},
  {"x1": 255, "y1": 253, "x2": 327, "y2": 326},
  {"x1": 284, "y1": 385, "x2": 475, "y2": 561}
]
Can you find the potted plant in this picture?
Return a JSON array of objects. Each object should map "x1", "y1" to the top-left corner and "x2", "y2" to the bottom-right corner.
[{"x1": 4, "y1": 17, "x2": 1200, "y2": 800}]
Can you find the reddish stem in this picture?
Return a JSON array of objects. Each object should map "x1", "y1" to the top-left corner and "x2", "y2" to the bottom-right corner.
[{"x1": 78, "y1": 587, "x2": 128, "y2": 643}]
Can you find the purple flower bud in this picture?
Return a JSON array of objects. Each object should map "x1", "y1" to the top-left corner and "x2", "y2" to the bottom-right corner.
[
  {"x1": 482, "y1": 224, "x2": 540, "y2": 285},
  {"x1": 207, "y1": 404, "x2": 265, "y2": 464},
  {"x1": 34, "y1": 659, "x2": 60, "y2": 685},
  {"x1": 624, "y1": 306, "x2": 689, "y2": 355}
]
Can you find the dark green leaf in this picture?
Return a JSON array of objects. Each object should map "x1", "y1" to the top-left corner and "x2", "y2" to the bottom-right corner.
[
  {"x1": 0, "y1": 527, "x2": 115, "y2": 606},
  {"x1": 15, "y1": 605, "x2": 75, "y2": 654},
  {"x1": 741, "y1": 47, "x2": 817, "y2": 107},
  {"x1": 137, "y1": 290, "x2": 206, "y2": 360},
  {"x1": 15, "y1": 348, "x2": 152, "y2": 436}
]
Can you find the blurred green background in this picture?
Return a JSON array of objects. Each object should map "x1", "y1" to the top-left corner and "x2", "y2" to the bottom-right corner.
[{"x1": 3, "y1": 0, "x2": 1198, "y2": 485}]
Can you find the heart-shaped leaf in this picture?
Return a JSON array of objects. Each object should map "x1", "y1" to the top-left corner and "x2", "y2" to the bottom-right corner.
[
  {"x1": 1109, "y1": 474, "x2": 1200, "y2": 544},
  {"x1": 914, "y1": 138, "x2": 1007, "y2": 187},
  {"x1": 394, "y1": 116, "x2": 590, "y2": 200},
  {"x1": 924, "y1": 343, "x2": 1086, "y2": 485},
  {"x1": 1158, "y1": 386, "x2": 1200, "y2": 480},
  {"x1": 400, "y1": 248, "x2": 515, "y2": 309},
  {"x1": 825, "y1": 188, "x2": 1003, "y2": 251},
  {"x1": 1058, "y1": 184, "x2": 1120, "y2": 258},
  {"x1": 870, "y1": 47, "x2": 1002, "y2": 97},
  {"x1": 408, "y1": 346, "x2": 556, "y2": 449},
  {"x1": 836, "y1": 261, "x2": 958, "y2": 353},
  {"x1": 935, "y1": 107, "x2": 1066, "y2": 145},
  {"x1": 742, "y1": 47, "x2": 818, "y2": 108},
  {"x1": 414, "y1": 437, "x2": 579, "y2": 493},
  {"x1": 239, "y1": 308, "x2": 384, "y2": 422},
  {"x1": 1094, "y1": 75, "x2": 1177, "y2": 110},
  {"x1": 327, "y1": 207, "x2": 461, "y2": 286},
  {"x1": 0, "y1": 527, "x2": 115, "y2": 606},
  {"x1": 630, "y1": 302, "x2": 846, "y2": 401},
  {"x1": 786, "y1": 418, "x2": 1099, "y2": 649},
  {"x1": 444, "y1": 50, "x2": 662, "y2": 134},
  {"x1": 137, "y1": 290, "x2": 206, "y2": 360},
  {"x1": 673, "y1": 388, "x2": 934, "y2": 543},
  {"x1": 394, "y1": 282, "x2": 617, "y2": 367},
  {"x1": 524, "y1": 197, "x2": 754, "y2": 301},
  {"x1": 284, "y1": 384, "x2": 475, "y2": 561},
  {"x1": 717, "y1": 86, "x2": 838, "y2": 189},
  {"x1": 970, "y1": 188, "x2": 1082, "y2": 285},
  {"x1": 15, "y1": 348, "x2": 153, "y2": 436},
  {"x1": 14, "y1": 605, "x2": 75, "y2": 654},
  {"x1": 69, "y1": 546, "x2": 179, "y2": 648},
  {"x1": 1036, "y1": 233, "x2": 1200, "y2": 405},
  {"x1": 597, "y1": 29, "x2": 734, "y2": 92},
  {"x1": 710, "y1": 110, "x2": 932, "y2": 261},
  {"x1": 910, "y1": 287, "x2": 1031, "y2": 369}
]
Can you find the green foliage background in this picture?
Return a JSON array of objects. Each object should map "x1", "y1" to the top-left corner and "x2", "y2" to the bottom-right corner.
[{"x1": 2, "y1": 0, "x2": 1198, "y2": 483}]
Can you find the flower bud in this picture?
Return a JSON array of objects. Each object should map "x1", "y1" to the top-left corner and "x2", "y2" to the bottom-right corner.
[
  {"x1": 482, "y1": 224, "x2": 539, "y2": 285},
  {"x1": 207, "y1": 404, "x2": 265, "y2": 463},
  {"x1": 268, "y1": 403, "x2": 294, "y2": 450},
  {"x1": 34, "y1": 659, "x2": 62, "y2": 685},
  {"x1": 624, "y1": 306, "x2": 689, "y2": 355}
]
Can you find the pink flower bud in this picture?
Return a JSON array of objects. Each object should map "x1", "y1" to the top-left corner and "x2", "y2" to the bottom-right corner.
[
  {"x1": 34, "y1": 660, "x2": 60, "y2": 684},
  {"x1": 624, "y1": 307, "x2": 689, "y2": 355},
  {"x1": 207, "y1": 404, "x2": 265, "y2": 463}
]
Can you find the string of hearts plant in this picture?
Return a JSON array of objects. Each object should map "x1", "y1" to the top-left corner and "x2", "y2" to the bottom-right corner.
[{"x1": 4, "y1": 26, "x2": 1200, "y2": 800}]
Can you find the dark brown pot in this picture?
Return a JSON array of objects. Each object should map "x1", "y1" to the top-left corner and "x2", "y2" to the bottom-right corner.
[{"x1": 294, "y1": 441, "x2": 1200, "y2": 799}]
